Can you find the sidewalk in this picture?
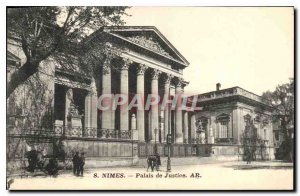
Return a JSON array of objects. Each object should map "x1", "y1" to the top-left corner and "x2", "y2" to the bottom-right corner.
[
  {"x1": 8, "y1": 160, "x2": 294, "y2": 190},
  {"x1": 222, "y1": 160, "x2": 294, "y2": 170},
  {"x1": 7, "y1": 160, "x2": 293, "y2": 179}
]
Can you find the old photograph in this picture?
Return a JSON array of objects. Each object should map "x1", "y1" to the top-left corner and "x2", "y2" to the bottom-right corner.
[{"x1": 6, "y1": 6, "x2": 294, "y2": 190}]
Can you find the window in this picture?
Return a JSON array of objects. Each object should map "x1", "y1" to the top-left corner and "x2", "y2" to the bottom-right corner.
[
  {"x1": 216, "y1": 113, "x2": 230, "y2": 139},
  {"x1": 219, "y1": 120, "x2": 228, "y2": 138}
]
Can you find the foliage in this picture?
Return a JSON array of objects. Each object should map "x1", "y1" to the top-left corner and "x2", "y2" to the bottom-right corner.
[
  {"x1": 240, "y1": 119, "x2": 270, "y2": 161},
  {"x1": 262, "y1": 78, "x2": 294, "y2": 162},
  {"x1": 262, "y1": 78, "x2": 294, "y2": 139},
  {"x1": 7, "y1": 6, "x2": 130, "y2": 98},
  {"x1": 275, "y1": 138, "x2": 293, "y2": 161}
]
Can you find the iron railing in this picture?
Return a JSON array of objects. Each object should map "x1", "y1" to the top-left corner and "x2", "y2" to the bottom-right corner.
[
  {"x1": 97, "y1": 129, "x2": 132, "y2": 139},
  {"x1": 8, "y1": 124, "x2": 132, "y2": 140}
]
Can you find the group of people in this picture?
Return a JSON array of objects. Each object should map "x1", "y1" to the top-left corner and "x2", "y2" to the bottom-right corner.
[
  {"x1": 26, "y1": 149, "x2": 59, "y2": 176},
  {"x1": 147, "y1": 153, "x2": 161, "y2": 172},
  {"x1": 72, "y1": 152, "x2": 85, "y2": 176},
  {"x1": 26, "y1": 147, "x2": 86, "y2": 177}
]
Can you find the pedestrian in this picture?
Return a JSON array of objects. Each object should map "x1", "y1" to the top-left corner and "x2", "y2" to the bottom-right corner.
[
  {"x1": 78, "y1": 152, "x2": 85, "y2": 176},
  {"x1": 246, "y1": 147, "x2": 252, "y2": 164},
  {"x1": 155, "y1": 153, "x2": 161, "y2": 171},
  {"x1": 248, "y1": 148, "x2": 252, "y2": 164},
  {"x1": 245, "y1": 147, "x2": 249, "y2": 164},
  {"x1": 45, "y1": 158, "x2": 58, "y2": 177},
  {"x1": 72, "y1": 152, "x2": 80, "y2": 176},
  {"x1": 27, "y1": 148, "x2": 38, "y2": 172}
]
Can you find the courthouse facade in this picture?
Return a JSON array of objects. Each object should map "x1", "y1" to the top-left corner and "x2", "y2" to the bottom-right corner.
[
  {"x1": 7, "y1": 26, "x2": 276, "y2": 169},
  {"x1": 7, "y1": 26, "x2": 201, "y2": 168}
]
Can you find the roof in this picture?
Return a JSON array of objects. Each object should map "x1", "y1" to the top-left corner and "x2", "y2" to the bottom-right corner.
[
  {"x1": 189, "y1": 86, "x2": 273, "y2": 110},
  {"x1": 86, "y1": 26, "x2": 189, "y2": 68}
]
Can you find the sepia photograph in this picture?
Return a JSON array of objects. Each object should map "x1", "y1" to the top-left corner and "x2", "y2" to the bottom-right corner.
[{"x1": 6, "y1": 6, "x2": 294, "y2": 190}]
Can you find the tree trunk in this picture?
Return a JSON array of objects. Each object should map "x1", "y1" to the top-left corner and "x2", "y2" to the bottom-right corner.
[{"x1": 7, "y1": 61, "x2": 39, "y2": 99}]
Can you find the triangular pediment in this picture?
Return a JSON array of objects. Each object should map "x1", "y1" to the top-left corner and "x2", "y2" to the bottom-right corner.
[{"x1": 103, "y1": 26, "x2": 189, "y2": 66}]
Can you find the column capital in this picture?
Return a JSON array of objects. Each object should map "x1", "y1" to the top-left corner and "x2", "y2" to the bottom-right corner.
[
  {"x1": 121, "y1": 58, "x2": 133, "y2": 70},
  {"x1": 174, "y1": 77, "x2": 184, "y2": 88},
  {"x1": 162, "y1": 73, "x2": 173, "y2": 85},
  {"x1": 103, "y1": 59, "x2": 111, "y2": 75},
  {"x1": 150, "y1": 69, "x2": 162, "y2": 80},
  {"x1": 137, "y1": 64, "x2": 148, "y2": 75}
]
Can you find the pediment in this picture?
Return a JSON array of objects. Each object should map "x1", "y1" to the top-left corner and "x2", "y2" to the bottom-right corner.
[{"x1": 103, "y1": 26, "x2": 189, "y2": 66}]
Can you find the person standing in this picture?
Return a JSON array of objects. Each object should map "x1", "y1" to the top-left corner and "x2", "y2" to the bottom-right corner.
[
  {"x1": 78, "y1": 152, "x2": 85, "y2": 176},
  {"x1": 245, "y1": 146, "x2": 252, "y2": 164},
  {"x1": 155, "y1": 153, "x2": 161, "y2": 171},
  {"x1": 72, "y1": 152, "x2": 79, "y2": 176},
  {"x1": 27, "y1": 148, "x2": 38, "y2": 172}
]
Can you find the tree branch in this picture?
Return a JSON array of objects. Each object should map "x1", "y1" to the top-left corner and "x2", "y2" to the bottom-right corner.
[{"x1": 7, "y1": 61, "x2": 39, "y2": 98}]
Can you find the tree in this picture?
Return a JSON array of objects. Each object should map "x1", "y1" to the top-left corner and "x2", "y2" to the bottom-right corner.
[
  {"x1": 262, "y1": 78, "x2": 294, "y2": 161},
  {"x1": 7, "y1": 6, "x2": 129, "y2": 98},
  {"x1": 240, "y1": 120, "x2": 268, "y2": 162}
]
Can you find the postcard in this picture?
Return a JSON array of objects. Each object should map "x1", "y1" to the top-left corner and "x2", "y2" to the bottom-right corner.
[{"x1": 6, "y1": 6, "x2": 294, "y2": 190}]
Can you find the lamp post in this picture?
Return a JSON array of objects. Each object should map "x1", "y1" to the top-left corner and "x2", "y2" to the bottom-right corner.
[
  {"x1": 166, "y1": 88, "x2": 172, "y2": 172},
  {"x1": 154, "y1": 128, "x2": 158, "y2": 154},
  {"x1": 167, "y1": 133, "x2": 172, "y2": 172}
]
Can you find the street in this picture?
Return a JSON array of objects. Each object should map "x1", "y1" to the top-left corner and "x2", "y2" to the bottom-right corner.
[{"x1": 8, "y1": 161, "x2": 293, "y2": 190}]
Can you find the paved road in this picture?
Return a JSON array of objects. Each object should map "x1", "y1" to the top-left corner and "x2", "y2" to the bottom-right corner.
[{"x1": 8, "y1": 161, "x2": 293, "y2": 190}]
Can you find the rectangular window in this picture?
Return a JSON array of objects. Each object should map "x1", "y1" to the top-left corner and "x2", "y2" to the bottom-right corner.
[{"x1": 219, "y1": 121, "x2": 228, "y2": 138}]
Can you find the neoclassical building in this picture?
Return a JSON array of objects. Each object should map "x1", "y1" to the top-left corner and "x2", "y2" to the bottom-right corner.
[
  {"x1": 191, "y1": 84, "x2": 275, "y2": 160},
  {"x1": 7, "y1": 26, "x2": 276, "y2": 170},
  {"x1": 7, "y1": 26, "x2": 201, "y2": 169}
]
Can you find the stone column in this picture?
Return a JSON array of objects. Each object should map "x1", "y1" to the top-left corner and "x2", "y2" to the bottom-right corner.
[
  {"x1": 191, "y1": 113, "x2": 196, "y2": 143},
  {"x1": 84, "y1": 78, "x2": 97, "y2": 138},
  {"x1": 90, "y1": 78, "x2": 98, "y2": 129},
  {"x1": 101, "y1": 60, "x2": 113, "y2": 129},
  {"x1": 232, "y1": 107, "x2": 240, "y2": 143},
  {"x1": 84, "y1": 93, "x2": 91, "y2": 128},
  {"x1": 65, "y1": 88, "x2": 73, "y2": 126},
  {"x1": 136, "y1": 64, "x2": 147, "y2": 141},
  {"x1": 120, "y1": 59, "x2": 131, "y2": 131},
  {"x1": 175, "y1": 78, "x2": 183, "y2": 143},
  {"x1": 150, "y1": 69, "x2": 161, "y2": 142},
  {"x1": 163, "y1": 74, "x2": 172, "y2": 142},
  {"x1": 183, "y1": 111, "x2": 189, "y2": 143},
  {"x1": 211, "y1": 116, "x2": 217, "y2": 137}
]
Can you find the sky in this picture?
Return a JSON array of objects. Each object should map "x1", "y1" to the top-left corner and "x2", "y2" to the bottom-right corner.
[{"x1": 123, "y1": 7, "x2": 294, "y2": 96}]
